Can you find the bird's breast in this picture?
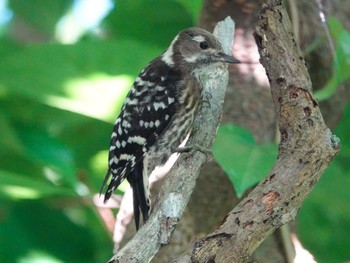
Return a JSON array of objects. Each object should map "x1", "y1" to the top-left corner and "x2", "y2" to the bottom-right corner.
[{"x1": 179, "y1": 77, "x2": 203, "y2": 114}]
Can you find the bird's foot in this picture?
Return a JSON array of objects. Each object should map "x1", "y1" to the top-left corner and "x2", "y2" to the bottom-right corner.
[{"x1": 175, "y1": 144, "x2": 212, "y2": 159}]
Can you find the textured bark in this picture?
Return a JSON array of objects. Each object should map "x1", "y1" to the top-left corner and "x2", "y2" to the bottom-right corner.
[
  {"x1": 172, "y1": 1, "x2": 339, "y2": 262},
  {"x1": 108, "y1": 18, "x2": 235, "y2": 263}
]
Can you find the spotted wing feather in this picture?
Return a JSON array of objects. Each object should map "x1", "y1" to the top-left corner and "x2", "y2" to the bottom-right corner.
[{"x1": 101, "y1": 57, "x2": 181, "y2": 201}]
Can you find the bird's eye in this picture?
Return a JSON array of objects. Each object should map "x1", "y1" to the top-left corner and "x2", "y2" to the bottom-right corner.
[{"x1": 199, "y1": 41, "x2": 209, "y2": 50}]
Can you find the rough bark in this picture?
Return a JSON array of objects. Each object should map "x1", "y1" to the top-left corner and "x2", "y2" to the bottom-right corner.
[
  {"x1": 172, "y1": 1, "x2": 339, "y2": 262},
  {"x1": 107, "y1": 17, "x2": 235, "y2": 263}
]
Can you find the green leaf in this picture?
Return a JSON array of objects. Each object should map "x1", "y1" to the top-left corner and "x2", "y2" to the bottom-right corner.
[
  {"x1": 0, "y1": 170, "x2": 75, "y2": 200},
  {"x1": 315, "y1": 17, "x2": 350, "y2": 101},
  {"x1": 0, "y1": 113, "x2": 23, "y2": 155},
  {"x1": 213, "y1": 124, "x2": 277, "y2": 197},
  {"x1": 175, "y1": 0, "x2": 203, "y2": 23},
  {"x1": 0, "y1": 200, "x2": 111, "y2": 263},
  {"x1": 18, "y1": 128, "x2": 78, "y2": 188},
  {"x1": 104, "y1": 0, "x2": 194, "y2": 47},
  {"x1": 0, "y1": 40, "x2": 161, "y2": 103}
]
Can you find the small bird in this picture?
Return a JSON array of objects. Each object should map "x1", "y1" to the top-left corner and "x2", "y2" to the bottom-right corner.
[{"x1": 101, "y1": 27, "x2": 240, "y2": 229}]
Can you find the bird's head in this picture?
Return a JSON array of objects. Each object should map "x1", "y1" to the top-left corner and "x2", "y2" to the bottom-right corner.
[{"x1": 161, "y1": 27, "x2": 240, "y2": 71}]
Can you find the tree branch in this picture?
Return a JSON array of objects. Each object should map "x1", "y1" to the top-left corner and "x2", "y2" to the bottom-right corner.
[
  {"x1": 173, "y1": 1, "x2": 340, "y2": 262},
  {"x1": 107, "y1": 17, "x2": 235, "y2": 263}
]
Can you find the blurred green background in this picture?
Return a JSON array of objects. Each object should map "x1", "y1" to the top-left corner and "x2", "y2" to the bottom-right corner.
[{"x1": 0, "y1": 1, "x2": 349, "y2": 262}]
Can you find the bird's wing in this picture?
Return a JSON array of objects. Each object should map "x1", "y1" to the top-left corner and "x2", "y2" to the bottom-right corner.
[{"x1": 101, "y1": 58, "x2": 181, "y2": 200}]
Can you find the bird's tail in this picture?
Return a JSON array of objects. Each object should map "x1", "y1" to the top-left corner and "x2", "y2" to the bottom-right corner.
[
  {"x1": 127, "y1": 162, "x2": 150, "y2": 230},
  {"x1": 100, "y1": 168, "x2": 123, "y2": 203}
]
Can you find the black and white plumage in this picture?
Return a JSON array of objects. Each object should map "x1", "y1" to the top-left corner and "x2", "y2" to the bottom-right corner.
[{"x1": 101, "y1": 27, "x2": 240, "y2": 229}]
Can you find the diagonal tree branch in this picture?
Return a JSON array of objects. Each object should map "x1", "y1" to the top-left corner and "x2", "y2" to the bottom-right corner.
[
  {"x1": 173, "y1": 1, "x2": 340, "y2": 262},
  {"x1": 108, "y1": 17, "x2": 236, "y2": 263}
]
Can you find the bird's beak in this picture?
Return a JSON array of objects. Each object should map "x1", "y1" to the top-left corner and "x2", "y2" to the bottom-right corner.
[{"x1": 213, "y1": 52, "x2": 241, "y2": 64}]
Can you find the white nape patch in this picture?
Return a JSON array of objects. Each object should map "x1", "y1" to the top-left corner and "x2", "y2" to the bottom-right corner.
[
  {"x1": 184, "y1": 55, "x2": 197, "y2": 63},
  {"x1": 121, "y1": 141, "x2": 127, "y2": 148},
  {"x1": 153, "y1": 102, "x2": 166, "y2": 111},
  {"x1": 155, "y1": 120, "x2": 160, "y2": 127},
  {"x1": 161, "y1": 35, "x2": 178, "y2": 66},
  {"x1": 115, "y1": 140, "x2": 121, "y2": 148},
  {"x1": 168, "y1": 97, "x2": 175, "y2": 104},
  {"x1": 192, "y1": 35, "x2": 205, "y2": 42},
  {"x1": 127, "y1": 135, "x2": 146, "y2": 145}
]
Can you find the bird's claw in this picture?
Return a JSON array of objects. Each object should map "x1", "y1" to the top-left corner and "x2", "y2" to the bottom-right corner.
[{"x1": 175, "y1": 144, "x2": 212, "y2": 159}]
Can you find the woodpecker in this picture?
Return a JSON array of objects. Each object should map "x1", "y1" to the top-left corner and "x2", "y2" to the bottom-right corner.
[{"x1": 101, "y1": 27, "x2": 240, "y2": 229}]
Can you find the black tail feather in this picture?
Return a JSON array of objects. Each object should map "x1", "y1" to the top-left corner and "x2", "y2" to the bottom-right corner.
[
  {"x1": 132, "y1": 185, "x2": 141, "y2": 230},
  {"x1": 101, "y1": 168, "x2": 123, "y2": 204},
  {"x1": 127, "y1": 161, "x2": 149, "y2": 230},
  {"x1": 100, "y1": 168, "x2": 111, "y2": 196}
]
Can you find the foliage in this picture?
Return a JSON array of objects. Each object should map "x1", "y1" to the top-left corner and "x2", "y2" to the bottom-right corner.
[
  {"x1": 213, "y1": 125, "x2": 277, "y2": 197},
  {"x1": 0, "y1": 1, "x2": 198, "y2": 262}
]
